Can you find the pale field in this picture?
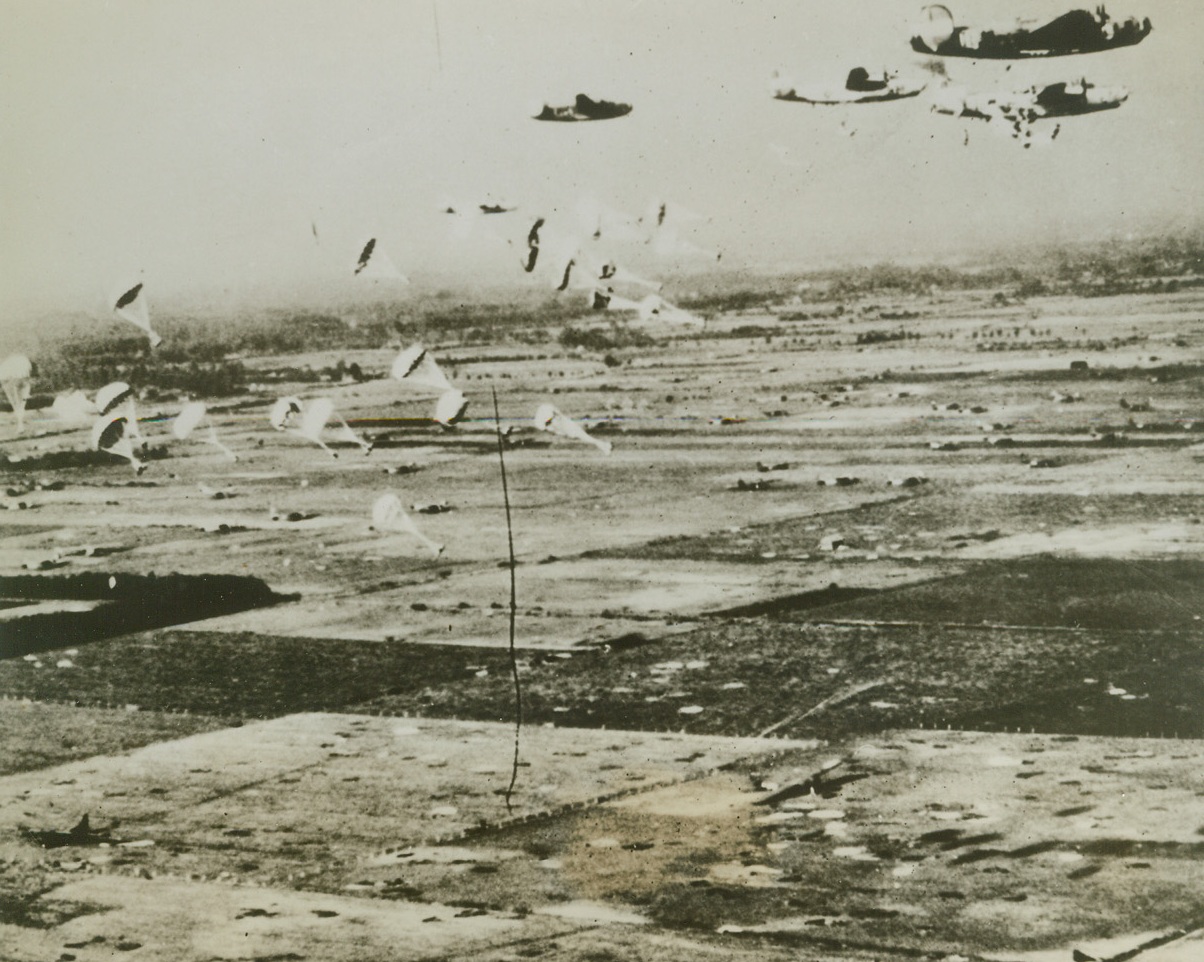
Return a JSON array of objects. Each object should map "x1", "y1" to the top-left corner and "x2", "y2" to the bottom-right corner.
[{"x1": 1, "y1": 285, "x2": 1203, "y2": 960}]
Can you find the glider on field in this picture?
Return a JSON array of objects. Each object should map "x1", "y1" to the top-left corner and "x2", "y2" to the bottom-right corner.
[
  {"x1": 533, "y1": 403, "x2": 612, "y2": 454},
  {"x1": 111, "y1": 281, "x2": 162, "y2": 347},
  {"x1": 370, "y1": 492, "x2": 443, "y2": 557},
  {"x1": 911, "y1": 5, "x2": 1152, "y2": 58},
  {"x1": 173, "y1": 401, "x2": 238, "y2": 461},
  {"x1": 353, "y1": 238, "x2": 409, "y2": 282},
  {"x1": 0, "y1": 354, "x2": 34, "y2": 434},
  {"x1": 772, "y1": 67, "x2": 927, "y2": 104},
  {"x1": 533, "y1": 93, "x2": 632, "y2": 122},
  {"x1": 92, "y1": 414, "x2": 144, "y2": 474}
]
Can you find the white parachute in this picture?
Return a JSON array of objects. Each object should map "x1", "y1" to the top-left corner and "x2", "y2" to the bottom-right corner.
[
  {"x1": 110, "y1": 281, "x2": 163, "y2": 347},
  {"x1": 172, "y1": 401, "x2": 238, "y2": 461},
  {"x1": 0, "y1": 354, "x2": 34, "y2": 434},
  {"x1": 51, "y1": 390, "x2": 97, "y2": 425},
  {"x1": 91, "y1": 414, "x2": 144, "y2": 474},
  {"x1": 638, "y1": 294, "x2": 705, "y2": 328},
  {"x1": 434, "y1": 389, "x2": 469, "y2": 427},
  {"x1": 371, "y1": 493, "x2": 443, "y2": 557},
  {"x1": 270, "y1": 396, "x2": 370, "y2": 457},
  {"x1": 353, "y1": 238, "x2": 409, "y2": 282},
  {"x1": 574, "y1": 197, "x2": 647, "y2": 244},
  {"x1": 94, "y1": 381, "x2": 143, "y2": 438},
  {"x1": 518, "y1": 216, "x2": 578, "y2": 285},
  {"x1": 594, "y1": 260, "x2": 662, "y2": 292},
  {"x1": 391, "y1": 344, "x2": 454, "y2": 393},
  {"x1": 558, "y1": 255, "x2": 661, "y2": 295},
  {"x1": 588, "y1": 287, "x2": 642, "y2": 313},
  {"x1": 533, "y1": 403, "x2": 612, "y2": 454},
  {"x1": 269, "y1": 396, "x2": 303, "y2": 431},
  {"x1": 640, "y1": 201, "x2": 720, "y2": 261}
]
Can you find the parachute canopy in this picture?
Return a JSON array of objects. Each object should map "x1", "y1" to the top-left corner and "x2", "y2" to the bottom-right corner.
[
  {"x1": 371, "y1": 493, "x2": 443, "y2": 557},
  {"x1": 92, "y1": 414, "x2": 144, "y2": 474},
  {"x1": 434, "y1": 389, "x2": 469, "y2": 427},
  {"x1": 639, "y1": 294, "x2": 705, "y2": 328},
  {"x1": 0, "y1": 354, "x2": 34, "y2": 434},
  {"x1": 353, "y1": 238, "x2": 409, "y2": 282},
  {"x1": 300, "y1": 397, "x2": 336, "y2": 441},
  {"x1": 173, "y1": 400, "x2": 238, "y2": 460},
  {"x1": 590, "y1": 288, "x2": 641, "y2": 312},
  {"x1": 271, "y1": 396, "x2": 368, "y2": 456},
  {"x1": 270, "y1": 396, "x2": 303, "y2": 431},
  {"x1": 392, "y1": 345, "x2": 453, "y2": 393},
  {"x1": 534, "y1": 403, "x2": 612, "y2": 454},
  {"x1": 95, "y1": 381, "x2": 134, "y2": 417},
  {"x1": 172, "y1": 401, "x2": 208, "y2": 441},
  {"x1": 52, "y1": 390, "x2": 97, "y2": 425},
  {"x1": 94, "y1": 382, "x2": 142, "y2": 439},
  {"x1": 110, "y1": 281, "x2": 162, "y2": 347}
]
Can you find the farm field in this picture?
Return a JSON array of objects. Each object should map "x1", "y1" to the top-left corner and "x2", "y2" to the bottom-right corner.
[{"x1": 2, "y1": 282, "x2": 1203, "y2": 961}]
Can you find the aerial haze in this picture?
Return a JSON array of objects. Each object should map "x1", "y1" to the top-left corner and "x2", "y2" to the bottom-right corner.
[{"x1": 1, "y1": 0, "x2": 1200, "y2": 321}]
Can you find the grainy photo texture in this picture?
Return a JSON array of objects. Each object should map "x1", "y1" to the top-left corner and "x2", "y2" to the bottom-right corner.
[{"x1": 1, "y1": 2, "x2": 1202, "y2": 960}]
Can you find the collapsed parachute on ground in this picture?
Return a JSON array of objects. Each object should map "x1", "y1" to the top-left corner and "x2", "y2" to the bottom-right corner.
[
  {"x1": 173, "y1": 401, "x2": 238, "y2": 461},
  {"x1": 911, "y1": 5, "x2": 1152, "y2": 58},
  {"x1": 92, "y1": 414, "x2": 144, "y2": 474},
  {"x1": 392, "y1": 344, "x2": 454, "y2": 393},
  {"x1": 533, "y1": 93, "x2": 632, "y2": 122},
  {"x1": 95, "y1": 382, "x2": 142, "y2": 439},
  {"x1": 434, "y1": 389, "x2": 469, "y2": 427},
  {"x1": 0, "y1": 354, "x2": 34, "y2": 434},
  {"x1": 772, "y1": 67, "x2": 927, "y2": 104},
  {"x1": 353, "y1": 238, "x2": 409, "y2": 282},
  {"x1": 110, "y1": 282, "x2": 162, "y2": 347},
  {"x1": 52, "y1": 390, "x2": 97, "y2": 425},
  {"x1": 370, "y1": 493, "x2": 443, "y2": 557},
  {"x1": 534, "y1": 403, "x2": 612, "y2": 454}
]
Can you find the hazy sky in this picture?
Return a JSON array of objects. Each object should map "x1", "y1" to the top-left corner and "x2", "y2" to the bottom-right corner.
[{"x1": 1, "y1": 0, "x2": 1200, "y2": 321}]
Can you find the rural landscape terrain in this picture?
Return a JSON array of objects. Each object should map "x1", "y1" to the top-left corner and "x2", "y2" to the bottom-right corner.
[{"x1": 2, "y1": 237, "x2": 1204, "y2": 961}]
